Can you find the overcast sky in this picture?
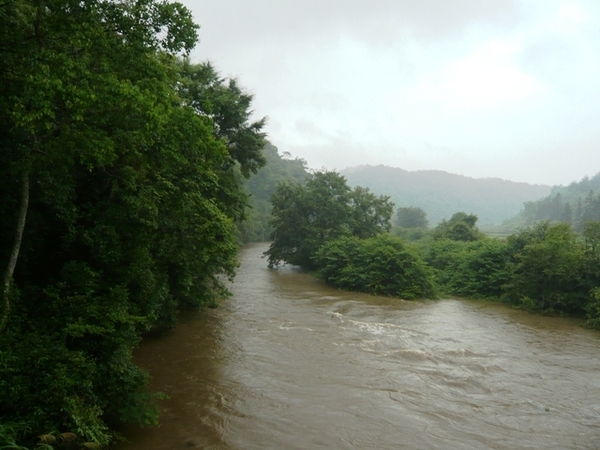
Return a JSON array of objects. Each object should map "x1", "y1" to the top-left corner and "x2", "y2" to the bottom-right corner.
[{"x1": 180, "y1": 0, "x2": 600, "y2": 186}]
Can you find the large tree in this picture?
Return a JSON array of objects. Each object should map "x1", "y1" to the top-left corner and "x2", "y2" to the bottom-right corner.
[
  {"x1": 0, "y1": 0, "x2": 198, "y2": 331},
  {"x1": 433, "y1": 212, "x2": 482, "y2": 242},
  {"x1": 176, "y1": 60, "x2": 267, "y2": 224},
  {"x1": 0, "y1": 0, "x2": 265, "y2": 446},
  {"x1": 266, "y1": 171, "x2": 393, "y2": 269}
]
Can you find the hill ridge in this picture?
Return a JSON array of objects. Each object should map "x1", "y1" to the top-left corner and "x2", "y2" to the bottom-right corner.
[
  {"x1": 340, "y1": 164, "x2": 552, "y2": 226},
  {"x1": 343, "y1": 164, "x2": 551, "y2": 187}
]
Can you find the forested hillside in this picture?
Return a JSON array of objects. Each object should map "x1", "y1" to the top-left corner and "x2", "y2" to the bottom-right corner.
[
  {"x1": 238, "y1": 143, "x2": 310, "y2": 242},
  {"x1": 341, "y1": 165, "x2": 552, "y2": 226},
  {"x1": 503, "y1": 172, "x2": 600, "y2": 231}
]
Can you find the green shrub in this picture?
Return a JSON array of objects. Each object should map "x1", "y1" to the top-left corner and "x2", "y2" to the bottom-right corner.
[
  {"x1": 316, "y1": 234, "x2": 436, "y2": 299},
  {"x1": 424, "y1": 238, "x2": 511, "y2": 299}
]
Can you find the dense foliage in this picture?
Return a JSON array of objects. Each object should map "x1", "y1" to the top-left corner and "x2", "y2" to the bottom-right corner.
[
  {"x1": 265, "y1": 171, "x2": 394, "y2": 269},
  {"x1": 315, "y1": 235, "x2": 435, "y2": 299},
  {"x1": 0, "y1": 0, "x2": 265, "y2": 447},
  {"x1": 424, "y1": 238, "x2": 511, "y2": 300},
  {"x1": 423, "y1": 220, "x2": 600, "y2": 325},
  {"x1": 503, "y1": 222, "x2": 590, "y2": 314}
]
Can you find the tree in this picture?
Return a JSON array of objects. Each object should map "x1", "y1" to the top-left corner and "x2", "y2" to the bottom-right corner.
[
  {"x1": 583, "y1": 220, "x2": 600, "y2": 260},
  {"x1": 395, "y1": 206, "x2": 429, "y2": 229},
  {"x1": 0, "y1": 0, "x2": 265, "y2": 445},
  {"x1": 267, "y1": 172, "x2": 352, "y2": 269},
  {"x1": 266, "y1": 171, "x2": 394, "y2": 269},
  {"x1": 177, "y1": 60, "x2": 266, "y2": 175},
  {"x1": 433, "y1": 212, "x2": 482, "y2": 241},
  {"x1": 238, "y1": 143, "x2": 310, "y2": 243},
  {"x1": 177, "y1": 60, "x2": 267, "y2": 222},
  {"x1": 266, "y1": 181, "x2": 314, "y2": 267},
  {"x1": 505, "y1": 222, "x2": 587, "y2": 314},
  {"x1": 348, "y1": 187, "x2": 394, "y2": 238},
  {"x1": 0, "y1": 0, "x2": 198, "y2": 332}
]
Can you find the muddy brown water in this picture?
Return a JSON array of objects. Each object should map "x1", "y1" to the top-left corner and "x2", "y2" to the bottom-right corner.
[{"x1": 117, "y1": 243, "x2": 600, "y2": 449}]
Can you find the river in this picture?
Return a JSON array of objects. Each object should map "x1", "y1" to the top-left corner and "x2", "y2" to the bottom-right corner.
[{"x1": 117, "y1": 242, "x2": 600, "y2": 449}]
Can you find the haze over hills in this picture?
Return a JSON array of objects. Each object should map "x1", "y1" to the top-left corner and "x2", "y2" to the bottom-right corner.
[{"x1": 340, "y1": 165, "x2": 552, "y2": 226}]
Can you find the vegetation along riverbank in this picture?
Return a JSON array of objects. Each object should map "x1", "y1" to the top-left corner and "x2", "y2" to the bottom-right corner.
[{"x1": 265, "y1": 171, "x2": 600, "y2": 329}]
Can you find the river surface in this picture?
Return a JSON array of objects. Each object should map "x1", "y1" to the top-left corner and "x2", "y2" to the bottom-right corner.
[{"x1": 118, "y1": 243, "x2": 600, "y2": 449}]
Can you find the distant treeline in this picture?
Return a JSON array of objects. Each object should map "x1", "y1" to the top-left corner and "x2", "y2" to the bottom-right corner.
[
  {"x1": 505, "y1": 172, "x2": 600, "y2": 231},
  {"x1": 264, "y1": 171, "x2": 600, "y2": 330}
]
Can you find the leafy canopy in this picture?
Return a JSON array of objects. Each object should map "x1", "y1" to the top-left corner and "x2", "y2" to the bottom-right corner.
[
  {"x1": 266, "y1": 171, "x2": 394, "y2": 269},
  {"x1": 0, "y1": 0, "x2": 266, "y2": 446},
  {"x1": 434, "y1": 212, "x2": 483, "y2": 242}
]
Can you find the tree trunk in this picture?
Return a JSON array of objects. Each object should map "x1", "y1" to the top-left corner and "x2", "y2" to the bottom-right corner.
[{"x1": 1, "y1": 171, "x2": 30, "y2": 332}]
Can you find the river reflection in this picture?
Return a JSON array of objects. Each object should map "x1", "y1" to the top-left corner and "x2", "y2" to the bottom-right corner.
[{"x1": 117, "y1": 243, "x2": 600, "y2": 450}]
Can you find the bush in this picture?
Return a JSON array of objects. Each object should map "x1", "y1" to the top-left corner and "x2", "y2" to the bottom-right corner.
[
  {"x1": 505, "y1": 222, "x2": 588, "y2": 314},
  {"x1": 315, "y1": 234, "x2": 436, "y2": 299},
  {"x1": 424, "y1": 238, "x2": 511, "y2": 299}
]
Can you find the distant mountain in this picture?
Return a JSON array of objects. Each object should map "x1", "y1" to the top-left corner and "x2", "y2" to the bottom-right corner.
[{"x1": 340, "y1": 165, "x2": 552, "y2": 226}]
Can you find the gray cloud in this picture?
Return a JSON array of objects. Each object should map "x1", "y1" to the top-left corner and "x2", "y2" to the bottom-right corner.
[
  {"x1": 179, "y1": 0, "x2": 600, "y2": 185},
  {"x1": 187, "y1": 0, "x2": 522, "y2": 53}
]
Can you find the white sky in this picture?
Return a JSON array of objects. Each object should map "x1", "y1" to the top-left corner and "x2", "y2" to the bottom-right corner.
[{"x1": 180, "y1": 0, "x2": 600, "y2": 186}]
